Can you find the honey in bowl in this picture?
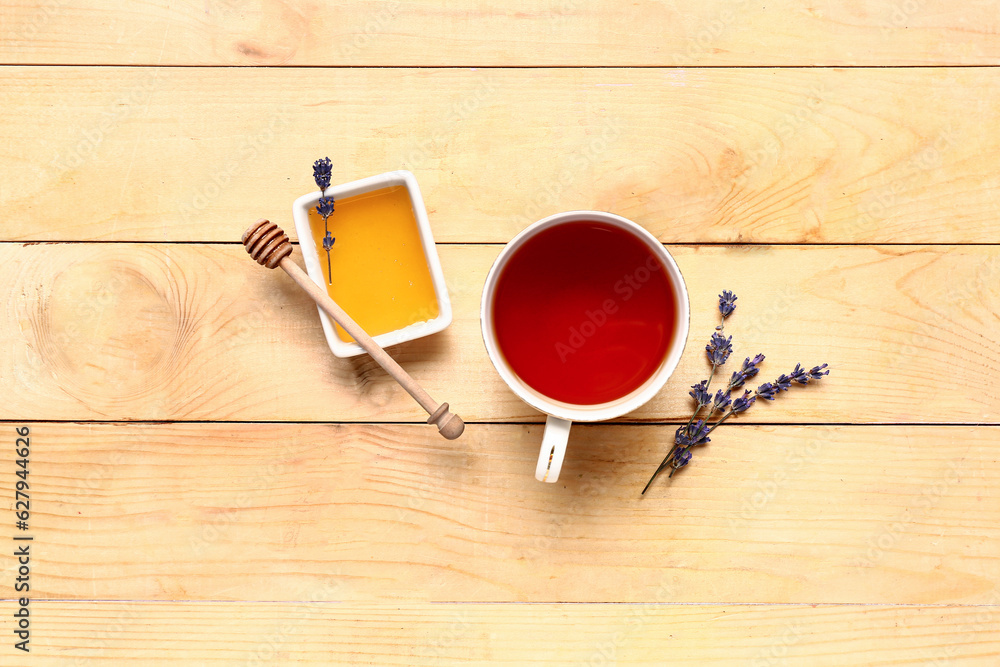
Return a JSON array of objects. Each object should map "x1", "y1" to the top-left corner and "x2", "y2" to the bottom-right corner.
[{"x1": 307, "y1": 185, "x2": 440, "y2": 343}]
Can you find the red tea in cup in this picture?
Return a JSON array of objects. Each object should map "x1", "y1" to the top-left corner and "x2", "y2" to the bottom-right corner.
[{"x1": 491, "y1": 220, "x2": 677, "y2": 405}]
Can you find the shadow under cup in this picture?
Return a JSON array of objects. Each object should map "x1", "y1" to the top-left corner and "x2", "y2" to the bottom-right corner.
[{"x1": 482, "y1": 212, "x2": 690, "y2": 426}]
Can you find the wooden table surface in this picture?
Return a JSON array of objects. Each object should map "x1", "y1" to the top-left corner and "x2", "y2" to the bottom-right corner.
[{"x1": 2, "y1": 2, "x2": 999, "y2": 664}]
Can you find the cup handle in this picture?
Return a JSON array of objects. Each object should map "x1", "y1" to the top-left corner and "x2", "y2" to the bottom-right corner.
[{"x1": 536, "y1": 416, "x2": 571, "y2": 483}]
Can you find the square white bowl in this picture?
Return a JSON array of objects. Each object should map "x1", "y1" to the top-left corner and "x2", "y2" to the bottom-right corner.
[{"x1": 291, "y1": 170, "x2": 453, "y2": 358}]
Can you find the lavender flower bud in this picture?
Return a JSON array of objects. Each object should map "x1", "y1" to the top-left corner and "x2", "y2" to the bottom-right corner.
[
  {"x1": 808, "y1": 364, "x2": 830, "y2": 380},
  {"x1": 313, "y1": 157, "x2": 333, "y2": 191},
  {"x1": 730, "y1": 353, "x2": 765, "y2": 389},
  {"x1": 743, "y1": 354, "x2": 764, "y2": 379},
  {"x1": 729, "y1": 369, "x2": 746, "y2": 390},
  {"x1": 732, "y1": 390, "x2": 756, "y2": 413},
  {"x1": 706, "y1": 332, "x2": 733, "y2": 365},
  {"x1": 713, "y1": 389, "x2": 731, "y2": 412},
  {"x1": 689, "y1": 380, "x2": 711, "y2": 407},
  {"x1": 775, "y1": 374, "x2": 792, "y2": 392},
  {"x1": 789, "y1": 363, "x2": 811, "y2": 385},
  {"x1": 316, "y1": 196, "x2": 336, "y2": 218},
  {"x1": 687, "y1": 419, "x2": 711, "y2": 446},
  {"x1": 718, "y1": 290, "x2": 737, "y2": 318},
  {"x1": 672, "y1": 448, "x2": 692, "y2": 468},
  {"x1": 756, "y1": 382, "x2": 778, "y2": 401},
  {"x1": 323, "y1": 232, "x2": 335, "y2": 251}
]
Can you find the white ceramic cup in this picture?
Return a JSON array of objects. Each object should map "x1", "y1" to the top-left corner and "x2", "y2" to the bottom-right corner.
[{"x1": 481, "y1": 211, "x2": 690, "y2": 483}]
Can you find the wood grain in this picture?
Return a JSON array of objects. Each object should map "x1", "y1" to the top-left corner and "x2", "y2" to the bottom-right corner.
[
  {"x1": 0, "y1": 423, "x2": 996, "y2": 603},
  {"x1": 1, "y1": 1, "x2": 997, "y2": 67},
  {"x1": 2, "y1": 243, "x2": 998, "y2": 423},
  {"x1": 12, "y1": 602, "x2": 999, "y2": 664},
  {"x1": 4, "y1": 1, "x2": 995, "y2": 662},
  {"x1": 3, "y1": 67, "x2": 999, "y2": 243}
]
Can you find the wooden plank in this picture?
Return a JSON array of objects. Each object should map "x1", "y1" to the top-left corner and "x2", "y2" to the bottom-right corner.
[
  {"x1": 12, "y1": 602, "x2": 1000, "y2": 664},
  {"x1": 0, "y1": 423, "x2": 996, "y2": 603},
  {"x1": 3, "y1": 67, "x2": 999, "y2": 243},
  {"x1": 3, "y1": 243, "x2": 998, "y2": 423},
  {"x1": 1, "y1": 1, "x2": 997, "y2": 67}
]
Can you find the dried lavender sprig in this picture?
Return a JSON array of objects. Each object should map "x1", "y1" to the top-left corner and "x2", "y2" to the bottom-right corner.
[
  {"x1": 641, "y1": 420, "x2": 711, "y2": 492},
  {"x1": 692, "y1": 292, "x2": 740, "y2": 413},
  {"x1": 643, "y1": 291, "x2": 741, "y2": 494},
  {"x1": 312, "y1": 160, "x2": 336, "y2": 285},
  {"x1": 664, "y1": 363, "x2": 831, "y2": 478},
  {"x1": 644, "y1": 289, "x2": 830, "y2": 493},
  {"x1": 707, "y1": 365, "x2": 827, "y2": 436},
  {"x1": 646, "y1": 391, "x2": 753, "y2": 485}
]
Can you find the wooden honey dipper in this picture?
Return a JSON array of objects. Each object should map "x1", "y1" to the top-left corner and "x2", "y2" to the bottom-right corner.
[{"x1": 242, "y1": 219, "x2": 465, "y2": 440}]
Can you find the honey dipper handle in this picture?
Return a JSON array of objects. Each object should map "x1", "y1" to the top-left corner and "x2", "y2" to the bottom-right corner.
[{"x1": 278, "y1": 256, "x2": 465, "y2": 440}]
